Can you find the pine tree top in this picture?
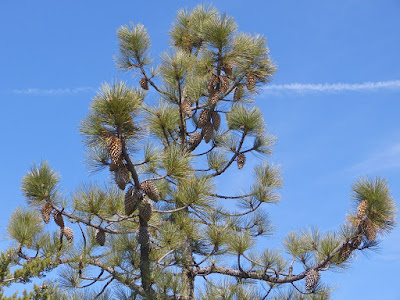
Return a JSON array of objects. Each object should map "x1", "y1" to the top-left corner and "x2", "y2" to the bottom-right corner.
[{"x1": 1, "y1": 4, "x2": 397, "y2": 300}]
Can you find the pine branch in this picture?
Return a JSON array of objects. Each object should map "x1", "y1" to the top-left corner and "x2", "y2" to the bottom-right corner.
[
  {"x1": 52, "y1": 205, "x2": 137, "y2": 234},
  {"x1": 138, "y1": 63, "x2": 166, "y2": 95},
  {"x1": 78, "y1": 270, "x2": 106, "y2": 288},
  {"x1": 192, "y1": 144, "x2": 216, "y2": 156},
  {"x1": 93, "y1": 276, "x2": 114, "y2": 299},
  {"x1": 208, "y1": 130, "x2": 247, "y2": 177},
  {"x1": 262, "y1": 285, "x2": 273, "y2": 300},
  {"x1": 196, "y1": 237, "x2": 353, "y2": 285},
  {"x1": 79, "y1": 273, "x2": 111, "y2": 285},
  {"x1": 89, "y1": 259, "x2": 149, "y2": 298},
  {"x1": 177, "y1": 76, "x2": 187, "y2": 148},
  {"x1": 210, "y1": 193, "x2": 253, "y2": 199},
  {"x1": 153, "y1": 205, "x2": 190, "y2": 214}
]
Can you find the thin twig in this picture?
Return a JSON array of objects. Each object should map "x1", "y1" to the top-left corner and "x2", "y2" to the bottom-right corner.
[
  {"x1": 153, "y1": 204, "x2": 190, "y2": 214},
  {"x1": 93, "y1": 276, "x2": 115, "y2": 299},
  {"x1": 157, "y1": 249, "x2": 175, "y2": 264}
]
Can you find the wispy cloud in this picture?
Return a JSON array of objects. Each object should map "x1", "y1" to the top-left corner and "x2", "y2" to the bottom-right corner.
[
  {"x1": 263, "y1": 80, "x2": 400, "y2": 94},
  {"x1": 12, "y1": 87, "x2": 95, "y2": 95},
  {"x1": 347, "y1": 143, "x2": 400, "y2": 174}
]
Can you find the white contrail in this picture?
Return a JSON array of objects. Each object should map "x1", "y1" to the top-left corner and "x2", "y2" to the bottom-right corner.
[
  {"x1": 11, "y1": 80, "x2": 400, "y2": 96},
  {"x1": 12, "y1": 87, "x2": 95, "y2": 95},
  {"x1": 263, "y1": 80, "x2": 400, "y2": 93}
]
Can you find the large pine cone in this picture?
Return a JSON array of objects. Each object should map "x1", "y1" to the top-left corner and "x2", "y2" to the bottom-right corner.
[
  {"x1": 237, "y1": 153, "x2": 246, "y2": 169},
  {"x1": 108, "y1": 136, "x2": 122, "y2": 165},
  {"x1": 140, "y1": 77, "x2": 149, "y2": 90},
  {"x1": 207, "y1": 74, "x2": 219, "y2": 93},
  {"x1": 125, "y1": 186, "x2": 142, "y2": 215},
  {"x1": 219, "y1": 75, "x2": 230, "y2": 94},
  {"x1": 139, "y1": 197, "x2": 153, "y2": 223},
  {"x1": 357, "y1": 200, "x2": 368, "y2": 218},
  {"x1": 202, "y1": 122, "x2": 213, "y2": 144},
  {"x1": 305, "y1": 269, "x2": 320, "y2": 291},
  {"x1": 141, "y1": 180, "x2": 160, "y2": 202},
  {"x1": 246, "y1": 73, "x2": 256, "y2": 91},
  {"x1": 223, "y1": 62, "x2": 233, "y2": 77},
  {"x1": 234, "y1": 85, "x2": 244, "y2": 101},
  {"x1": 54, "y1": 211, "x2": 64, "y2": 228},
  {"x1": 198, "y1": 109, "x2": 210, "y2": 129},
  {"x1": 63, "y1": 227, "x2": 74, "y2": 243},
  {"x1": 95, "y1": 228, "x2": 106, "y2": 246},
  {"x1": 209, "y1": 90, "x2": 220, "y2": 107},
  {"x1": 114, "y1": 165, "x2": 130, "y2": 190},
  {"x1": 211, "y1": 111, "x2": 221, "y2": 131},
  {"x1": 181, "y1": 100, "x2": 193, "y2": 117},
  {"x1": 41, "y1": 202, "x2": 52, "y2": 224},
  {"x1": 188, "y1": 132, "x2": 202, "y2": 151}
]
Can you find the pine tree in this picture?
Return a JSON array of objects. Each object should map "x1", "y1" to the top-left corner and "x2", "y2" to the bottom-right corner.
[{"x1": 1, "y1": 5, "x2": 397, "y2": 300}]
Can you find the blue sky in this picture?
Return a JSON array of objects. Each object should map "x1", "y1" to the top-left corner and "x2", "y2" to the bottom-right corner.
[{"x1": 1, "y1": 0, "x2": 400, "y2": 298}]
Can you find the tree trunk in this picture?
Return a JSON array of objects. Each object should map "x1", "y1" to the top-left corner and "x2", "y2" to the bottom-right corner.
[{"x1": 181, "y1": 235, "x2": 195, "y2": 299}]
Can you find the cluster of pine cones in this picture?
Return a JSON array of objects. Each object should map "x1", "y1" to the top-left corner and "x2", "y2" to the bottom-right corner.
[
  {"x1": 41, "y1": 203, "x2": 74, "y2": 243},
  {"x1": 107, "y1": 133, "x2": 161, "y2": 246},
  {"x1": 106, "y1": 135, "x2": 130, "y2": 190},
  {"x1": 357, "y1": 200, "x2": 376, "y2": 242},
  {"x1": 138, "y1": 61, "x2": 257, "y2": 173},
  {"x1": 184, "y1": 64, "x2": 256, "y2": 171}
]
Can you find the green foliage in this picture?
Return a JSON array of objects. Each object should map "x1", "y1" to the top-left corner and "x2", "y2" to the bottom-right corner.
[
  {"x1": 158, "y1": 222, "x2": 183, "y2": 249},
  {"x1": 162, "y1": 144, "x2": 192, "y2": 179},
  {"x1": 206, "y1": 224, "x2": 228, "y2": 250},
  {"x1": 231, "y1": 33, "x2": 276, "y2": 82},
  {"x1": 175, "y1": 175, "x2": 214, "y2": 208},
  {"x1": 39, "y1": 231, "x2": 63, "y2": 257},
  {"x1": 199, "y1": 279, "x2": 262, "y2": 300},
  {"x1": 0, "y1": 248, "x2": 17, "y2": 285},
  {"x1": 207, "y1": 150, "x2": 228, "y2": 171},
  {"x1": 228, "y1": 230, "x2": 255, "y2": 254},
  {"x1": 213, "y1": 131, "x2": 237, "y2": 151},
  {"x1": 116, "y1": 23, "x2": 152, "y2": 70},
  {"x1": 253, "y1": 133, "x2": 275, "y2": 155},
  {"x1": 202, "y1": 13, "x2": 237, "y2": 49},
  {"x1": 141, "y1": 142, "x2": 161, "y2": 174},
  {"x1": 251, "y1": 163, "x2": 282, "y2": 203},
  {"x1": 317, "y1": 232, "x2": 342, "y2": 264},
  {"x1": 58, "y1": 265, "x2": 82, "y2": 288},
  {"x1": 352, "y1": 177, "x2": 397, "y2": 233},
  {"x1": 260, "y1": 249, "x2": 287, "y2": 271},
  {"x1": 0, "y1": 283, "x2": 69, "y2": 300},
  {"x1": 147, "y1": 103, "x2": 180, "y2": 140},
  {"x1": 170, "y1": 5, "x2": 218, "y2": 51},
  {"x1": 226, "y1": 104, "x2": 265, "y2": 135},
  {"x1": 81, "y1": 81, "x2": 144, "y2": 143},
  {"x1": 152, "y1": 271, "x2": 189, "y2": 299},
  {"x1": 159, "y1": 50, "x2": 193, "y2": 88},
  {"x1": 7, "y1": 207, "x2": 43, "y2": 247},
  {"x1": 255, "y1": 163, "x2": 282, "y2": 188},
  {"x1": 73, "y1": 184, "x2": 124, "y2": 218},
  {"x1": 270, "y1": 285, "x2": 332, "y2": 300},
  {"x1": 21, "y1": 161, "x2": 60, "y2": 205},
  {"x1": 13, "y1": 257, "x2": 54, "y2": 283},
  {"x1": 283, "y1": 231, "x2": 308, "y2": 257}
]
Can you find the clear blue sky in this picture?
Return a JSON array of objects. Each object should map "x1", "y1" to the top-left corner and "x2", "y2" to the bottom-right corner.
[{"x1": 1, "y1": 0, "x2": 400, "y2": 298}]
